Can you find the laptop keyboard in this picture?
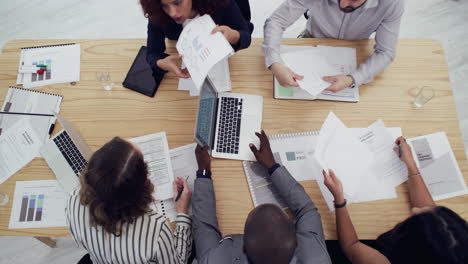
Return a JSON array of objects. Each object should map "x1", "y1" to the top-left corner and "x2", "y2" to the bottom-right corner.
[
  {"x1": 216, "y1": 97, "x2": 243, "y2": 154},
  {"x1": 53, "y1": 131, "x2": 88, "y2": 176}
]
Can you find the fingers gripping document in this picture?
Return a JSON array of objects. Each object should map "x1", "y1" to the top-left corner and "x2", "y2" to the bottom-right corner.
[{"x1": 176, "y1": 15, "x2": 234, "y2": 90}]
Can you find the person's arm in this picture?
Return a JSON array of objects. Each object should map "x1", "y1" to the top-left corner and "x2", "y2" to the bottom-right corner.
[
  {"x1": 262, "y1": 0, "x2": 308, "y2": 68},
  {"x1": 155, "y1": 217, "x2": 192, "y2": 264},
  {"x1": 323, "y1": 170, "x2": 391, "y2": 264},
  {"x1": 146, "y1": 21, "x2": 169, "y2": 74},
  {"x1": 395, "y1": 136, "x2": 436, "y2": 208},
  {"x1": 350, "y1": 1, "x2": 404, "y2": 86},
  {"x1": 191, "y1": 145, "x2": 222, "y2": 260},
  {"x1": 250, "y1": 130, "x2": 331, "y2": 263},
  {"x1": 216, "y1": 0, "x2": 253, "y2": 51}
]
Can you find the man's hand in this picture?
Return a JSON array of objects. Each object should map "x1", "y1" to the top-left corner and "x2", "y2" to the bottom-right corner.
[
  {"x1": 249, "y1": 130, "x2": 276, "y2": 168},
  {"x1": 394, "y1": 136, "x2": 417, "y2": 171},
  {"x1": 156, "y1": 54, "x2": 190, "y2": 78},
  {"x1": 270, "y1": 63, "x2": 304, "y2": 87},
  {"x1": 323, "y1": 169, "x2": 345, "y2": 204},
  {"x1": 323, "y1": 75, "x2": 353, "y2": 93},
  {"x1": 212, "y1": 25, "x2": 240, "y2": 46},
  {"x1": 195, "y1": 145, "x2": 211, "y2": 171},
  {"x1": 173, "y1": 177, "x2": 191, "y2": 214}
]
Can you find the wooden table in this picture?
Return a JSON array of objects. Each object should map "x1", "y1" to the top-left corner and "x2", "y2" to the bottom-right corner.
[{"x1": 0, "y1": 38, "x2": 467, "y2": 242}]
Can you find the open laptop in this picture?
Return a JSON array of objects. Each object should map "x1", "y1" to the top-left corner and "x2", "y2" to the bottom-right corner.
[
  {"x1": 194, "y1": 77, "x2": 263, "y2": 161},
  {"x1": 40, "y1": 114, "x2": 93, "y2": 193}
]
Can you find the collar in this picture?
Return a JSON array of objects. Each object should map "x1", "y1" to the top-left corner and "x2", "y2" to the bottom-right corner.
[{"x1": 332, "y1": 0, "x2": 379, "y2": 9}]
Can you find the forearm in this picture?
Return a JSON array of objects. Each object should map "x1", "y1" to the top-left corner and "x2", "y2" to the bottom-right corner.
[
  {"x1": 335, "y1": 206, "x2": 360, "y2": 260},
  {"x1": 406, "y1": 165, "x2": 436, "y2": 208},
  {"x1": 351, "y1": 51, "x2": 393, "y2": 86},
  {"x1": 174, "y1": 213, "x2": 193, "y2": 263}
]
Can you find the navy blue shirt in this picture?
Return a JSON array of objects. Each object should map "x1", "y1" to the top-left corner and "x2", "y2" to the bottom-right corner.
[{"x1": 146, "y1": 0, "x2": 254, "y2": 74}]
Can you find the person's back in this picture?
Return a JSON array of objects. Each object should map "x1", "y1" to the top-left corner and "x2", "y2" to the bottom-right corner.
[{"x1": 66, "y1": 137, "x2": 192, "y2": 264}]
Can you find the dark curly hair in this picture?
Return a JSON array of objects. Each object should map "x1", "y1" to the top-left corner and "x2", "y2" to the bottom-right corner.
[
  {"x1": 376, "y1": 206, "x2": 468, "y2": 264},
  {"x1": 140, "y1": 0, "x2": 227, "y2": 25},
  {"x1": 79, "y1": 137, "x2": 154, "y2": 236}
]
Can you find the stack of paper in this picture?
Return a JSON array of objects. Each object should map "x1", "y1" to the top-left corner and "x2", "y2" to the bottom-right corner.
[
  {"x1": 176, "y1": 15, "x2": 234, "y2": 95},
  {"x1": 280, "y1": 45, "x2": 358, "y2": 101},
  {"x1": 178, "y1": 58, "x2": 231, "y2": 96}
]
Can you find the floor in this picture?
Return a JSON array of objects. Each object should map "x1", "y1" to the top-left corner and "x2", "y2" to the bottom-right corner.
[{"x1": 0, "y1": 0, "x2": 467, "y2": 263}]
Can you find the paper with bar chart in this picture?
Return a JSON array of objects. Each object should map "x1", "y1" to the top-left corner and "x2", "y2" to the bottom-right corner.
[{"x1": 9, "y1": 180, "x2": 67, "y2": 229}]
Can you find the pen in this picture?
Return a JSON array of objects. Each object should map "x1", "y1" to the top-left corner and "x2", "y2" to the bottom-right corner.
[
  {"x1": 397, "y1": 142, "x2": 402, "y2": 158},
  {"x1": 175, "y1": 176, "x2": 190, "y2": 202},
  {"x1": 0, "y1": 111, "x2": 54, "y2": 117}
]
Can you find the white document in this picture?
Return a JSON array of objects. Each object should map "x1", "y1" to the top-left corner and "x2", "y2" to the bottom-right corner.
[
  {"x1": 9, "y1": 180, "x2": 67, "y2": 229},
  {"x1": 129, "y1": 132, "x2": 174, "y2": 200},
  {"x1": 0, "y1": 119, "x2": 42, "y2": 184},
  {"x1": 351, "y1": 121, "x2": 408, "y2": 187},
  {"x1": 176, "y1": 15, "x2": 234, "y2": 90},
  {"x1": 154, "y1": 143, "x2": 198, "y2": 222},
  {"x1": 180, "y1": 58, "x2": 232, "y2": 96},
  {"x1": 0, "y1": 87, "x2": 62, "y2": 155},
  {"x1": 17, "y1": 44, "x2": 81, "y2": 88},
  {"x1": 314, "y1": 112, "x2": 374, "y2": 200},
  {"x1": 407, "y1": 132, "x2": 468, "y2": 200}
]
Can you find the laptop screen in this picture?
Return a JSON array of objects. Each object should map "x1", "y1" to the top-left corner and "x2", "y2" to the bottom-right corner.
[{"x1": 195, "y1": 78, "x2": 218, "y2": 148}]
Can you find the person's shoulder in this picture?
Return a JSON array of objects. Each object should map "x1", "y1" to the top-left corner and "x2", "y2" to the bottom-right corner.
[{"x1": 378, "y1": 0, "x2": 404, "y2": 10}]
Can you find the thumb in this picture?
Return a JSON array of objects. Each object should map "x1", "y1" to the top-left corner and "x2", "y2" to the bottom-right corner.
[
  {"x1": 323, "y1": 76, "x2": 332, "y2": 81},
  {"x1": 249, "y1": 143, "x2": 259, "y2": 155},
  {"x1": 293, "y1": 73, "x2": 304, "y2": 80},
  {"x1": 172, "y1": 181, "x2": 178, "y2": 198}
]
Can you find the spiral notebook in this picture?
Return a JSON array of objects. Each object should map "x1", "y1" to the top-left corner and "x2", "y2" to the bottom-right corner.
[
  {"x1": 16, "y1": 43, "x2": 81, "y2": 88},
  {"x1": 0, "y1": 86, "x2": 63, "y2": 153},
  {"x1": 243, "y1": 131, "x2": 321, "y2": 208}
]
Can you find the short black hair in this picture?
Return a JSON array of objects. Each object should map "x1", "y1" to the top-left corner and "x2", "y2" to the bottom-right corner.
[
  {"x1": 244, "y1": 204, "x2": 297, "y2": 264},
  {"x1": 376, "y1": 206, "x2": 468, "y2": 264}
]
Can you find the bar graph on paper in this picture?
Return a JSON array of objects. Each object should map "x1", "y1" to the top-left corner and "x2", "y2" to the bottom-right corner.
[{"x1": 9, "y1": 180, "x2": 67, "y2": 229}]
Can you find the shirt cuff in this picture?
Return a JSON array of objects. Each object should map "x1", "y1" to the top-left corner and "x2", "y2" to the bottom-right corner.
[
  {"x1": 175, "y1": 213, "x2": 192, "y2": 227},
  {"x1": 350, "y1": 70, "x2": 367, "y2": 87},
  {"x1": 268, "y1": 163, "x2": 281, "y2": 175},
  {"x1": 263, "y1": 48, "x2": 284, "y2": 69}
]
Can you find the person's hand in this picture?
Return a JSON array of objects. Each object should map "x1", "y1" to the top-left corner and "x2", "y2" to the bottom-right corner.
[
  {"x1": 195, "y1": 145, "x2": 211, "y2": 171},
  {"x1": 249, "y1": 130, "x2": 276, "y2": 169},
  {"x1": 212, "y1": 25, "x2": 240, "y2": 46},
  {"x1": 323, "y1": 75, "x2": 353, "y2": 93},
  {"x1": 156, "y1": 54, "x2": 190, "y2": 78},
  {"x1": 173, "y1": 177, "x2": 191, "y2": 214},
  {"x1": 394, "y1": 136, "x2": 417, "y2": 170},
  {"x1": 323, "y1": 169, "x2": 345, "y2": 204},
  {"x1": 270, "y1": 63, "x2": 304, "y2": 87}
]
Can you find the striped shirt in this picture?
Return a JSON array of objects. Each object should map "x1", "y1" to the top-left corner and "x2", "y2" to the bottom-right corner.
[{"x1": 65, "y1": 190, "x2": 192, "y2": 264}]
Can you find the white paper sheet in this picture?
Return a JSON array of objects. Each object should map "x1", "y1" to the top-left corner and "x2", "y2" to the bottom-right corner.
[
  {"x1": 17, "y1": 44, "x2": 81, "y2": 88},
  {"x1": 9, "y1": 180, "x2": 67, "y2": 229},
  {"x1": 314, "y1": 112, "x2": 373, "y2": 200},
  {"x1": 407, "y1": 132, "x2": 468, "y2": 200},
  {"x1": 129, "y1": 132, "x2": 174, "y2": 200},
  {"x1": 154, "y1": 143, "x2": 198, "y2": 222},
  {"x1": 0, "y1": 119, "x2": 42, "y2": 184},
  {"x1": 176, "y1": 15, "x2": 234, "y2": 90}
]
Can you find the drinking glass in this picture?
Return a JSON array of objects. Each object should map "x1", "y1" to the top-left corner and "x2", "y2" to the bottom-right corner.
[{"x1": 413, "y1": 86, "x2": 435, "y2": 108}]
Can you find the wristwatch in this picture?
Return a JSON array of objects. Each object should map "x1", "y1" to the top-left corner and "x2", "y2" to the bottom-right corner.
[
  {"x1": 346, "y1": 75, "x2": 357, "y2": 89},
  {"x1": 196, "y1": 169, "x2": 212, "y2": 179}
]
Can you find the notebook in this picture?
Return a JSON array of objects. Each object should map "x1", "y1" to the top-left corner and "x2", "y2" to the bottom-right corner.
[
  {"x1": 243, "y1": 131, "x2": 321, "y2": 208},
  {"x1": 0, "y1": 86, "x2": 63, "y2": 151},
  {"x1": 16, "y1": 43, "x2": 81, "y2": 88}
]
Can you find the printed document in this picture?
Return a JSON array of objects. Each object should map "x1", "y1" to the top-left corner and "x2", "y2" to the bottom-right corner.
[
  {"x1": 129, "y1": 132, "x2": 174, "y2": 200},
  {"x1": 9, "y1": 180, "x2": 67, "y2": 228},
  {"x1": 179, "y1": 58, "x2": 231, "y2": 96},
  {"x1": 0, "y1": 119, "x2": 42, "y2": 184},
  {"x1": 176, "y1": 15, "x2": 234, "y2": 90}
]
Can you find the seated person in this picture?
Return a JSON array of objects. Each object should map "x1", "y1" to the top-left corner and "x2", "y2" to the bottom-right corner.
[
  {"x1": 140, "y1": 0, "x2": 254, "y2": 78},
  {"x1": 263, "y1": 0, "x2": 404, "y2": 92},
  {"x1": 192, "y1": 131, "x2": 331, "y2": 263},
  {"x1": 323, "y1": 136, "x2": 468, "y2": 264},
  {"x1": 65, "y1": 137, "x2": 192, "y2": 264}
]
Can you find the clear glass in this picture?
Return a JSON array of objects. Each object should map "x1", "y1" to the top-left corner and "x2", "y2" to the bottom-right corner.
[
  {"x1": 413, "y1": 86, "x2": 435, "y2": 108},
  {"x1": 0, "y1": 192, "x2": 9, "y2": 206},
  {"x1": 96, "y1": 71, "x2": 114, "y2": 91}
]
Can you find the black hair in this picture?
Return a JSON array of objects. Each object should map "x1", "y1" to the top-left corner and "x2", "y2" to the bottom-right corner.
[{"x1": 375, "y1": 206, "x2": 468, "y2": 264}]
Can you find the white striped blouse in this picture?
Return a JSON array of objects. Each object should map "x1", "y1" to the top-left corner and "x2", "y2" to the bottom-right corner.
[{"x1": 65, "y1": 190, "x2": 192, "y2": 264}]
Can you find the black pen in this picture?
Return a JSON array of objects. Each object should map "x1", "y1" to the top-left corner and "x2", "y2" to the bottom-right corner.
[
  {"x1": 175, "y1": 176, "x2": 190, "y2": 202},
  {"x1": 0, "y1": 111, "x2": 54, "y2": 117}
]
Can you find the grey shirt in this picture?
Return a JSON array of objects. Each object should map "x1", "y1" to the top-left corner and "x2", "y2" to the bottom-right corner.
[
  {"x1": 192, "y1": 166, "x2": 331, "y2": 264},
  {"x1": 263, "y1": 0, "x2": 404, "y2": 86}
]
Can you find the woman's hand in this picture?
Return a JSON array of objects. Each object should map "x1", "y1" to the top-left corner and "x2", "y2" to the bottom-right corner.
[
  {"x1": 212, "y1": 25, "x2": 240, "y2": 46},
  {"x1": 173, "y1": 177, "x2": 191, "y2": 214},
  {"x1": 270, "y1": 63, "x2": 304, "y2": 87},
  {"x1": 323, "y1": 169, "x2": 345, "y2": 204},
  {"x1": 156, "y1": 54, "x2": 190, "y2": 78},
  {"x1": 394, "y1": 136, "x2": 417, "y2": 170}
]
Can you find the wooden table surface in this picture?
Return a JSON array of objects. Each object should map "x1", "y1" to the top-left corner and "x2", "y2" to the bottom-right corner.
[{"x1": 0, "y1": 38, "x2": 467, "y2": 239}]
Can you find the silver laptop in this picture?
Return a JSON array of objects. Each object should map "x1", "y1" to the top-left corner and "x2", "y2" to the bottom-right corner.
[
  {"x1": 194, "y1": 77, "x2": 263, "y2": 161},
  {"x1": 40, "y1": 114, "x2": 93, "y2": 193}
]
